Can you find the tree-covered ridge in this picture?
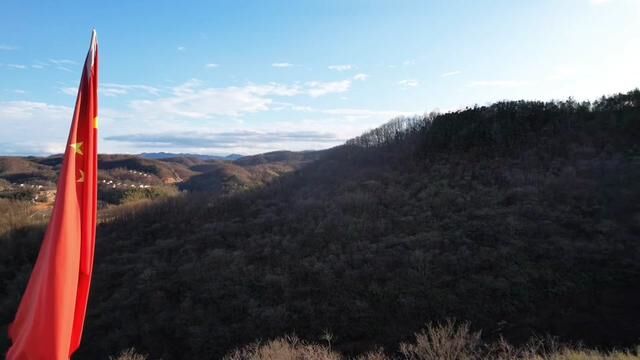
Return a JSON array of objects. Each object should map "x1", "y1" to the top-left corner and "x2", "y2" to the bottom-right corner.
[
  {"x1": 2, "y1": 90, "x2": 640, "y2": 359},
  {"x1": 350, "y1": 91, "x2": 640, "y2": 154}
]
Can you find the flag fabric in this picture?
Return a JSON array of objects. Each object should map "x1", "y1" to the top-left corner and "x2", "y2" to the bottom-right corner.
[{"x1": 7, "y1": 30, "x2": 99, "y2": 360}]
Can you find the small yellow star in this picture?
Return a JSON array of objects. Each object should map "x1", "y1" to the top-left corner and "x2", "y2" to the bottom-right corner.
[
  {"x1": 77, "y1": 169, "x2": 85, "y2": 183},
  {"x1": 70, "y1": 142, "x2": 83, "y2": 155},
  {"x1": 94, "y1": 116, "x2": 99, "y2": 129}
]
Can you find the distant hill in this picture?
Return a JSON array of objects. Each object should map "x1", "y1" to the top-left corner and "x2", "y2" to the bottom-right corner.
[
  {"x1": 233, "y1": 150, "x2": 324, "y2": 166},
  {"x1": 0, "y1": 150, "x2": 321, "y2": 198},
  {"x1": 177, "y1": 150, "x2": 320, "y2": 192},
  {"x1": 140, "y1": 152, "x2": 243, "y2": 161},
  {"x1": 0, "y1": 157, "x2": 57, "y2": 184},
  {"x1": 179, "y1": 159, "x2": 309, "y2": 192}
]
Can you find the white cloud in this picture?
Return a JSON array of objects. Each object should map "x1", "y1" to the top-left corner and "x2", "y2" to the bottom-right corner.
[
  {"x1": 102, "y1": 83, "x2": 161, "y2": 97},
  {"x1": 441, "y1": 70, "x2": 461, "y2": 77},
  {"x1": 0, "y1": 72, "x2": 420, "y2": 154},
  {"x1": 288, "y1": 105, "x2": 314, "y2": 112},
  {"x1": 306, "y1": 80, "x2": 351, "y2": 97},
  {"x1": 353, "y1": 73, "x2": 369, "y2": 81},
  {"x1": 0, "y1": 101, "x2": 75, "y2": 154},
  {"x1": 7, "y1": 64, "x2": 27, "y2": 69},
  {"x1": 272, "y1": 62, "x2": 293, "y2": 68},
  {"x1": 0, "y1": 45, "x2": 16, "y2": 51},
  {"x1": 205, "y1": 63, "x2": 219, "y2": 68},
  {"x1": 129, "y1": 80, "x2": 286, "y2": 119},
  {"x1": 60, "y1": 87, "x2": 77, "y2": 96},
  {"x1": 467, "y1": 80, "x2": 528, "y2": 87},
  {"x1": 328, "y1": 64, "x2": 352, "y2": 71},
  {"x1": 49, "y1": 59, "x2": 76, "y2": 66},
  {"x1": 60, "y1": 83, "x2": 161, "y2": 97},
  {"x1": 398, "y1": 79, "x2": 419, "y2": 88},
  {"x1": 403, "y1": 59, "x2": 416, "y2": 66},
  {"x1": 13, "y1": 89, "x2": 26, "y2": 94},
  {"x1": 244, "y1": 83, "x2": 301, "y2": 97},
  {"x1": 105, "y1": 130, "x2": 342, "y2": 149},
  {"x1": 122, "y1": 79, "x2": 356, "y2": 121},
  {"x1": 177, "y1": 46, "x2": 186, "y2": 51},
  {"x1": 101, "y1": 104, "x2": 421, "y2": 154},
  {"x1": 0, "y1": 101, "x2": 71, "y2": 120}
]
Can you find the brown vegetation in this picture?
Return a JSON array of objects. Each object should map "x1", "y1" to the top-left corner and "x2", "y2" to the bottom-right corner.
[{"x1": 114, "y1": 322, "x2": 640, "y2": 360}]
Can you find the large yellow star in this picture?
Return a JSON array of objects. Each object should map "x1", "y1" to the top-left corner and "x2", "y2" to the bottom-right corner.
[{"x1": 70, "y1": 141, "x2": 83, "y2": 155}]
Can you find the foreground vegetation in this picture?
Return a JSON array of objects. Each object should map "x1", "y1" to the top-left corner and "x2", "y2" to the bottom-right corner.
[
  {"x1": 2, "y1": 90, "x2": 639, "y2": 358},
  {"x1": 112, "y1": 322, "x2": 640, "y2": 360}
]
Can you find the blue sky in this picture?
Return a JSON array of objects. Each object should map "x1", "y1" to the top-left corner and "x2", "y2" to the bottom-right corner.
[{"x1": 1, "y1": 0, "x2": 639, "y2": 155}]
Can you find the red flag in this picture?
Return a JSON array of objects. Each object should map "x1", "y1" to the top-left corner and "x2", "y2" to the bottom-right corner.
[{"x1": 7, "y1": 30, "x2": 99, "y2": 360}]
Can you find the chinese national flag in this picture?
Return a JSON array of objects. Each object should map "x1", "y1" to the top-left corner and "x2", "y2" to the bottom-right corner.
[{"x1": 7, "y1": 30, "x2": 99, "y2": 360}]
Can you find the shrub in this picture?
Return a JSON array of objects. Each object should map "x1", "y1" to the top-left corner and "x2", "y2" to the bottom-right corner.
[
  {"x1": 399, "y1": 320, "x2": 481, "y2": 360},
  {"x1": 109, "y1": 348, "x2": 148, "y2": 360},
  {"x1": 224, "y1": 335, "x2": 341, "y2": 360}
]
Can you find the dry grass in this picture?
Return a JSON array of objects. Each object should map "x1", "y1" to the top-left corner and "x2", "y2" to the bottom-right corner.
[
  {"x1": 399, "y1": 320, "x2": 481, "y2": 360},
  {"x1": 0, "y1": 198, "x2": 48, "y2": 238},
  {"x1": 110, "y1": 322, "x2": 640, "y2": 360},
  {"x1": 223, "y1": 335, "x2": 341, "y2": 360},
  {"x1": 109, "y1": 348, "x2": 148, "y2": 360},
  {"x1": 355, "y1": 348, "x2": 389, "y2": 360}
]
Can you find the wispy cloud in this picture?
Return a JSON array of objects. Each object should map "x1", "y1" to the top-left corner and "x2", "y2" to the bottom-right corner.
[
  {"x1": 61, "y1": 83, "x2": 162, "y2": 97},
  {"x1": 48, "y1": 59, "x2": 76, "y2": 72},
  {"x1": 0, "y1": 100, "x2": 72, "y2": 121},
  {"x1": 128, "y1": 80, "x2": 289, "y2": 119},
  {"x1": 328, "y1": 64, "x2": 352, "y2": 71},
  {"x1": 60, "y1": 87, "x2": 77, "y2": 96},
  {"x1": 102, "y1": 83, "x2": 161, "y2": 97},
  {"x1": 0, "y1": 101, "x2": 74, "y2": 155},
  {"x1": 467, "y1": 80, "x2": 528, "y2": 88},
  {"x1": 31, "y1": 64, "x2": 45, "y2": 69},
  {"x1": 243, "y1": 83, "x2": 301, "y2": 97},
  {"x1": 177, "y1": 46, "x2": 186, "y2": 52},
  {"x1": 104, "y1": 77, "x2": 359, "y2": 124},
  {"x1": 353, "y1": 73, "x2": 369, "y2": 81},
  {"x1": 0, "y1": 45, "x2": 16, "y2": 51},
  {"x1": 402, "y1": 59, "x2": 416, "y2": 66},
  {"x1": 398, "y1": 79, "x2": 419, "y2": 88},
  {"x1": 49, "y1": 59, "x2": 76, "y2": 66},
  {"x1": 7, "y1": 64, "x2": 27, "y2": 69},
  {"x1": 441, "y1": 70, "x2": 461, "y2": 77},
  {"x1": 105, "y1": 130, "x2": 342, "y2": 149},
  {"x1": 306, "y1": 80, "x2": 351, "y2": 97},
  {"x1": 272, "y1": 62, "x2": 293, "y2": 68},
  {"x1": 205, "y1": 63, "x2": 219, "y2": 68}
]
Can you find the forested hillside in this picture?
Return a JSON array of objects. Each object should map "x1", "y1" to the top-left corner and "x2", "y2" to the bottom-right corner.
[{"x1": 2, "y1": 90, "x2": 640, "y2": 359}]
